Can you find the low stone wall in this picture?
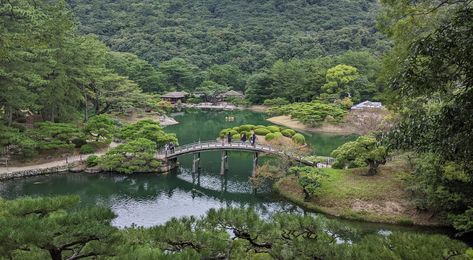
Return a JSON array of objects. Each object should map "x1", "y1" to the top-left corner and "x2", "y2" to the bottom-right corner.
[
  {"x1": 0, "y1": 162, "x2": 80, "y2": 181},
  {"x1": 0, "y1": 159, "x2": 179, "y2": 181}
]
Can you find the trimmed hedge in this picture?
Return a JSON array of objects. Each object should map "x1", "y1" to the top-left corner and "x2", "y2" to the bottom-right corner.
[
  {"x1": 220, "y1": 129, "x2": 239, "y2": 138},
  {"x1": 86, "y1": 155, "x2": 100, "y2": 167},
  {"x1": 218, "y1": 124, "x2": 306, "y2": 145},
  {"x1": 267, "y1": 126, "x2": 281, "y2": 133},
  {"x1": 265, "y1": 133, "x2": 276, "y2": 141},
  {"x1": 273, "y1": 132, "x2": 283, "y2": 139},
  {"x1": 80, "y1": 144, "x2": 96, "y2": 154},
  {"x1": 254, "y1": 128, "x2": 271, "y2": 135},
  {"x1": 281, "y1": 129, "x2": 296, "y2": 137},
  {"x1": 238, "y1": 124, "x2": 256, "y2": 132},
  {"x1": 292, "y1": 133, "x2": 306, "y2": 145}
]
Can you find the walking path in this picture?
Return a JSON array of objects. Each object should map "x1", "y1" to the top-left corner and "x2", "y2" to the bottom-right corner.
[{"x1": 0, "y1": 142, "x2": 119, "y2": 175}]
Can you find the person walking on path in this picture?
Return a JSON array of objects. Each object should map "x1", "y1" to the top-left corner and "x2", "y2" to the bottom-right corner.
[
  {"x1": 169, "y1": 143, "x2": 175, "y2": 153},
  {"x1": 227, "y1": 132, "x2": 232, "y2": 144},
  {"x1": 240, "y1": 132, "x2": 247, "y2": 143},
  {"x1": 250, "y1": 132, "x2": 257, "y2": 146}
]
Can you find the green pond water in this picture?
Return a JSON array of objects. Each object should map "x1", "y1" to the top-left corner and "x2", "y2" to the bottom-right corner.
[{"x1": 0, "y1": 109, "x2": 456, "y2": 240}]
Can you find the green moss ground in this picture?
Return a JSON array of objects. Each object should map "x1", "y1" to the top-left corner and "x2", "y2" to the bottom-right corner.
[{"x1": 274, "y1": 163, "x2": 447, "y2": 226}]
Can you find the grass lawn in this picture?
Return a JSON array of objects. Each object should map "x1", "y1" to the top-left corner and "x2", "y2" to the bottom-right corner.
[{"x1": 275, "y1": 160, "x2": 446, "y2": 226}]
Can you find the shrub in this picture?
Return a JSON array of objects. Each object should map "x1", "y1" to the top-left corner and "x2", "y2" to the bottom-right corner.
[
  {"x1": 72, "y1": 138, "x2": 87, "y2": 148},
  {"x1": 254, "y1": 125, "x2": 266, "y2": 129},
  {"x1": 241, "y1": 131, "x2": 251, "y2": 138},
  {"x1": 187, "y1": 97, "x2": 203, "y2": 104},
  {"x1": 219, "y1": 128, "x2": 230, "y2": 137},
  {"x1": 292, "y1": 133, "x2": 306, "y2": 145},
  {"x1": 220, "y1": 128, "x2": 234, "y2": 137},
  {"x1": 265, "y1": 133, "x2": 276, "y2": 141},
  {"x1": 267, "y1": 125, "x2": 280, "y2": 133},
  {"x1": 232, "y1": 134, "x2": 241, "y2": 140},
  {"x1": 238, "y1": 124, "x2": 255, "y2": 132},
  {"x1": 86, "y1": 155, "x2": 100, "y2": 167},
  {"x1": 304, "y1": 156, "x2": 328, "y2": 164},
  {"x1": 336, "y1": 97, "x2": 354, "y2": 110},
  {"x1": 228, "y1": 97, "x2": 251, "y2": 107},
  {"x1": 254, "y1": 128, "x2": 271, "y2": 135},
  {"x1": 281, "y1": 129, "x2": 296, "y2": 137},
  {"x1": 263, "y1": 98, "x2": 289, "y2": 106},
  {"x1": 294, "y1": 167, "x2": 324, "y2": 197},
  {"x1": 220, "y1": 129, "x2": 239, "y2": 138},
  {"x1": 99, "y1": 138, "x2": 161, "y2": 174},
  {"x1": 273, "y1": 132, "x2": 283, "y2": 139},
  {"x1": 80, "y1": 144, "x2": 96, "y2": 154}
]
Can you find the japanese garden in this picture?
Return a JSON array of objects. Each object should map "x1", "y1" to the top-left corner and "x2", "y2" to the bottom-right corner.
[{"x1": 1, "y1": 0, "x2": 473, "y2": 259}]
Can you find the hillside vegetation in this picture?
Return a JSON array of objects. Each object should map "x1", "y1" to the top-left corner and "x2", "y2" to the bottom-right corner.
[
  {"x1": 67, "y1": 0, "x2": 389, "y2": 101},
  {"x1": 69, "y1": 0, "x2": 389, "y2": 70}
]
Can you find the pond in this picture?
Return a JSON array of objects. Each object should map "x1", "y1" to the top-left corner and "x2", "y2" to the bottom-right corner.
[
  {"x1": 166, "y1": 109, "x2": 355, "y2": 156},
  {"x1": 0, "y1": 109, "x2": 456, "y2": 240}
]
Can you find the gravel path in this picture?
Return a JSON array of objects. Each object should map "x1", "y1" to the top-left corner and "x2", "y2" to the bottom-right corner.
[{"x1": 0, "y1": 142, "x2": 119, "y2": 175}]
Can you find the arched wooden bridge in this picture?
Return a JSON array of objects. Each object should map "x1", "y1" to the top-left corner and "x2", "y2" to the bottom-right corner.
[{"x1": 156, "y1": 141, "x2": 334, "y2": 176}]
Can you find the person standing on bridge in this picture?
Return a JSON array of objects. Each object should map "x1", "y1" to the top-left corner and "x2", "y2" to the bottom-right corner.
[
  {"x1": 240, "y1": 132, "x2": 247, "y2": 143},
  {"x1": 227, "y1": 132, "x2": 232, "y2": 144},
  {"x1": 164, "y1": 143, "x2": 169, "y2": 156},
  {"x1": 250, "y1": 132, "x2": 257, "y2": 146},
  {"x1": 169, "y1": 142, "x2": 175, "y2": 153}
]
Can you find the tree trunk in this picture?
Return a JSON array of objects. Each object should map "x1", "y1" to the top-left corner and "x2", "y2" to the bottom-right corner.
[
  {"x1": 82, "y1": 84, "x2": 88, "y2": 122},
  {"x1": 48, "y1": 248, "x2": 62, "y2": 260},
  {"x1": 51, "y1": 106, "x2": 55, "y2": 122},
  {"x1": 7, "y1": 105, "x2": 13, "y2": 127},
  {"x1": 91, "y1": 82, "x2": 100, "y2": 115},
  {"x1": 366, "y1": 161, "x2": 378, "y2": 176}
]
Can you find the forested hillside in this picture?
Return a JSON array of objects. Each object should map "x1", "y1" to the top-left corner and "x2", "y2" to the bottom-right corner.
[
  {"x1": 69, "y1": 0, "x2": 389, "y2": 70},
  {"x1": 67, "y1": 0, "x2": 389, "y2": 101}
]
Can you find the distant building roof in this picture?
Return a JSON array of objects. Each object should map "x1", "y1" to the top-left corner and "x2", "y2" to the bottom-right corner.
[
  {"x1": 351, "y1": 101, "x2": 384, "y2": 110},
  {"x1": 161, "y1": 91, "x2": 188, "y2": 99},
  {"x1": 220, "y1": 90, "x2": 244, "y2": 98}
]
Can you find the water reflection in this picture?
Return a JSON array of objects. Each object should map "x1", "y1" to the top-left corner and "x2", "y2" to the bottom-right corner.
[{"x1": 0, "y1": 110, "x2": 456, "y2": 239}]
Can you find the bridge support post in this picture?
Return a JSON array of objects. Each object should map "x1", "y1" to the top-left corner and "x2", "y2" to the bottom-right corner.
[
  {"x1": 192, "y1": 153, "x2": 201, "y2": 173},
  {"x1": 220, "y1": 151, "x2": 228, "y2": 175},
  {"x1": 252, "y1": 152, "x2": 259, "y2": 177}
]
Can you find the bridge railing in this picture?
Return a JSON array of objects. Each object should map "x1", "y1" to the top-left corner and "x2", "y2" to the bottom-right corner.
[
  {"x1": 157, "y1": 140, "x2": 334, "y2": 166},
  {"x1": 158, "y1": 141, "x2": 277, "y2": 156}
]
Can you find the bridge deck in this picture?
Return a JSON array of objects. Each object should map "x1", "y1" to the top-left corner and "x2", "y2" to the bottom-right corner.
[{"x1": 157, "y1": 141, "x2": 331, "y2": 166}]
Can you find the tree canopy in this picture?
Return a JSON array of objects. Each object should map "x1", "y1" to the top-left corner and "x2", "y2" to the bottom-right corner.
[
  {"x1": 0, "y1": 196, "x2": 118, "y2": 260},
  {"x1": 331, "y1": 135, "x2": 388, "y2": 176},
  {"x1": 380, "y1": 0, "x2": 473, "y2": 234}
]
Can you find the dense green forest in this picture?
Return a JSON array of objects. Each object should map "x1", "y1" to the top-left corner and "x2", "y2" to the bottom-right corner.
[
  {"x1": 67, "y1": 0, "x2": 388, "y2": 101},
  {"x1": 69, "y1": 0, "x2": 389, "y2": 70}
]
